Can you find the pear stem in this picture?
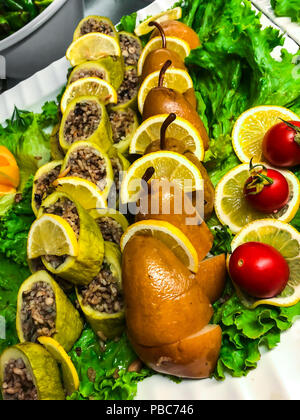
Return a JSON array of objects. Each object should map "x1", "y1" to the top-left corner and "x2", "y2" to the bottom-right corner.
[
  {"x1": 141, "y1": 167, "x2": 155, "y2": 194},
  {"x1": 160, "y1": 113, "x2": 177, "y2": 150},
  {"x1": 158, "y1": 60, "x2": 172, "y2": 87},
  {"x1": 148, "y1": 21, "x2": 167, "y2": 49}
]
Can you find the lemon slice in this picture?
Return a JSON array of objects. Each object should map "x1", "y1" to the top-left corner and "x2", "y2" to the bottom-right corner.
[
  {"x1": 232, "y1": 106, "x2": 300, "y2": 163},
  {"x1": 129, "y1": 114, "x2": 205, "y2": 160},
  {"x1": 138, "y1": 68, "x2": 194, "y2": 114},
  {"x1": 230, "y1": 219, "x2": 300, "y2": 308},
  {"x1": 137, "y1": 36, "x2": 190, "y2": 76},
  {"x1": 215, "y1": 163, "x2": 300, "y2": 234},
  {"x1": 61, "y1": 77, "x2": 118, "y2": 113},
  {"x1": 38, "y1": 336, "x2": 79, "y2": 396},
  {"x1": 134, "y1": 7, "x2": 182, "y2": 36},
  {"x1": 27, "y1": 214, "x2": 79, "y2": 259},
  {"x1": 120, "y1": 151, "x2": 203, "y2": 204},
  {"x1": 56, "y1": 177, "x2": 108, "y2": 211},
  {"x1": 121, "y1": 220, "x2": 199, "y2": 273},
  {"x1": 66, "y1": 33, "x2": 121, "y2": 67}
]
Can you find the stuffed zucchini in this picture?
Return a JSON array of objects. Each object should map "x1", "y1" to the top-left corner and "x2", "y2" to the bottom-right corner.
[
  {"x1": 73, "y1": 16, "x2": 118, "y2": 40},
  {"x1": 59, "y1": 96, "x2": 112, "y2": 153},
  {"x1": 16, "y1": 271, "x2": 83, "y2": 351},
  {"x1": 37, "y1": 191, "x2": 104, "y2": 285},
  {"x1": 58, "y1": 141, "x2": 114, "y2": 200},
  {"x1": 89, "y1": 208, "x2": 129, "y2": 246},
  {"x1": 118, "y1": 31, "x2": 142, "y2": 67},
  {"x1": 111, "y1": 66, "x2": 139, "y2": 112},
  {"x1": 0, "y1": 343, "x2": 65, "y2": 400},
  {"x1": 32, "y1": 161, "x2": 63, "y2": 216},
  {"x1": 109, "y1": 108, "x2": 139, "y2": 154},
  {"x1": 50, "y1": 122, "x2": 65, "y2": 161},
  {"x1": 68, "y1": 58, "x2": 124, "y2": 91},
  {"x1": 76, "y1": 242, "x2": 125, "y2": 340}
]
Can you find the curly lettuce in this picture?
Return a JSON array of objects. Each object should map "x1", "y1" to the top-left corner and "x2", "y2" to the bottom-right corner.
[{"x1": 271, "y1": 0, "x2": 300, "y2": 23}]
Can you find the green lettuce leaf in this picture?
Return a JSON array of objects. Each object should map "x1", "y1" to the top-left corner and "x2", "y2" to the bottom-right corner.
[
  {"x1": 0, "y1": 177, "x2": 35, "y2": 266},
  {"x1": 0, "y1": 103, "x2": 58, "y2": 191},
  {"x1": 213, "y1": 294, "x2": 300, "y2": 379},
  {"x1": 68, "y1": 328, "x2": 153, "y2": 400},
  {"x1": 271, "y1": 0, "x2": 300, "y2": 23}
]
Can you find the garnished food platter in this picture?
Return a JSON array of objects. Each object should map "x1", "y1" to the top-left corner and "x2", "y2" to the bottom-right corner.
[{"x1": 0, "y1": 0, "x2": 300, "y2": 401}]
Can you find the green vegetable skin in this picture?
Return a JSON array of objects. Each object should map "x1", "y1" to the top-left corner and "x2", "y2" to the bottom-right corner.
[
  {"x1": 1, "y1": 0, "x2": 300, "y2": 401},
  {"x1": 271, "y1": 0, "x2": 300, "y2": 23}
]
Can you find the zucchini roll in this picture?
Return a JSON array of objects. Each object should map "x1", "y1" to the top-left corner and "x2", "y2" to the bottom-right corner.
[
  {"x1": 109, "y1": 108, "x2": 139, "y2": 154},
  {"x1": 38, "y1": 191, "x2": 104, "y2": 285},
  {"x1": 0, "y1": 343, "x2": 65, "y2": 400},
  {"x1": 59, "y1": 96, "x2": 112, "y2": 153},
  {"x1": 59, "y1": 141, "x2": 113, "y2": 199},
  {"x1": 111, "y1": 67, "x2": 140, "y2": 111},
  {"x1": 76, "y1": 242, "x2": 125, "y2": 340},
  {"x1": 89, "y1": 208, "x2": 129, "y2": 246},
  {"x1": 107, "y1": 147, "x2": 130, "y2": 204},
  {"x1": 118, "y1": 32, "x2": 142, "y2": 67},
  {"x1": 16, "y1": 271, "x2": 83, "y2": 352},
  {"x1": 32, "y1": 161, "x2": 63, "y2": 216},
  {"x1": 50, "y1": 122, "x2": 65, "y2": 161},
  {"x1": 73, "y1": 16, "x2": 118, "y2": 40}
]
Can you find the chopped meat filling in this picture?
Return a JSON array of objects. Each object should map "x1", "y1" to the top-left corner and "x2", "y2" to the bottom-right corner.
[
  {"x1": 34, "y1": 164, "x2": 62, "y2": 210},
  {"x1": 80, "y1": 18, "x2": 114, "y2": 36},
  {"x1": 97, "y1": 217, "x2": 124, "y2": 245},
  {"x1": 70, "y1": 68, "x2": 106, "y2": 84},
  {"x1": 2, "y1": 359, "x2": 38, "y2": 401},
  {"x1": 119, "y1": 33, "x2": 142, "y2": 67},
  {"x1": 80, "y1": 261, "x2": 123, "y2": 314},
  {"x1": 117, "y1": 67, "x2": 139, "y2": 105},
  {"x1": 21, "y1": 281, "x2": 56, "y2": 343},
  {"x1": 66, "y1": 146, "x2": 108, "y2": 191},
  {"x1": 44, "y1": 197, "x2": 80, "y2": 237},
  {"x1": 109, "y1": 109, "x2": 135, "y2": 145},
  {"x1": 64, "y1": 100, "x2": 101, "y2": 145}
]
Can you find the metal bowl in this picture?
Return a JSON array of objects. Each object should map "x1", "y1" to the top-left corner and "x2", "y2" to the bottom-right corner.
[{"x1": 0, "y1": 0, "x2": 84, "y2": 80}]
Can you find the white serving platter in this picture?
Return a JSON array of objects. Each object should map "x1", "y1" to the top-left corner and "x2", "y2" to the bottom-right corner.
[{"x1": 0, "y1": 0, "x2": 300, "y2": 401}]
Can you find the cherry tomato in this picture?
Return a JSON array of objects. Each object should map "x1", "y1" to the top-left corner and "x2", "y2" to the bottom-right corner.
[
  {"x1": 262, "y1": 120, "x2": 300, "y2": 167},
  {"x1": 229, "y1": 242, "x2": 290, "y2": 299},
  {"x1": 244, "y1": 167, "x2": 289, "y2": 214}
]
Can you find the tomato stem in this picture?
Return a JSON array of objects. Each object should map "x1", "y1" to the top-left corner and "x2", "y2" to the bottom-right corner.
[{"x1": 279, "y1": 119, "x2": 300, "y2": 146}]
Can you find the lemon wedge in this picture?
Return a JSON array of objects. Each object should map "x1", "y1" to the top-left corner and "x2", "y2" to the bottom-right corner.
[{"x1": 121, "y1": 220, "x2": 199, "y2": 273}]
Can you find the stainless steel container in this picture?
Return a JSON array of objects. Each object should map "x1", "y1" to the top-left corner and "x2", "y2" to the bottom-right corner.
[{"x1": 0, "y1": 0, "x2": 84, "y2": 80}]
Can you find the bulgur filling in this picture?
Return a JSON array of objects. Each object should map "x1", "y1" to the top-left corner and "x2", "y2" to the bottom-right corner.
[
  {"x1": 44, "y1": 197, "x2": 80, "y2": 237},
  {"x1": 79, "y1": 260, "x2": 123, "y2": 314},
  {"x1": 80, "y1": 18, "x2": 114, "y2": 36},
  {"x1": 109, "y1": 109, "x2": 135, "y2": 145},
  {"x1": 34, "y1": 164, "x2": 62, "y2": 210},
  {"x1": 119, "y1": 33, "x2": 142, "y2": 66},
  {"x1": 66, "y1": 146, "x2": 108, "y2": 191},
  {"x1": 2, "y1": 359, "x2": 38, "y2": 401},
  {"x1": 70, "y1": 68, "x2": 106, "y2": 84},
  {"x1": 64, "y1": 100, "x2": 101, "y2": 145},
  {"x1": 21, "y1": 281, "x2": 56, "y2": 343},
  {"x1": 117, "y1": 67, "x2": 139, "y2": 105},
  {"x1": 96, "y1": 217, "x2": 124, "y2": 244}
]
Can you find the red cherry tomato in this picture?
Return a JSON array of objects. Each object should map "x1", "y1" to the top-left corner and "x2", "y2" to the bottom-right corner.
[
  {"x1": 244, "y1": 168, "x2": 289, "y2": 214},
  {"x1": 229, "y1": 242, "x2": 290, "y2": 299},
  {"x1": 262, "y1": 120, "x2": 300, "y2": 167}
]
